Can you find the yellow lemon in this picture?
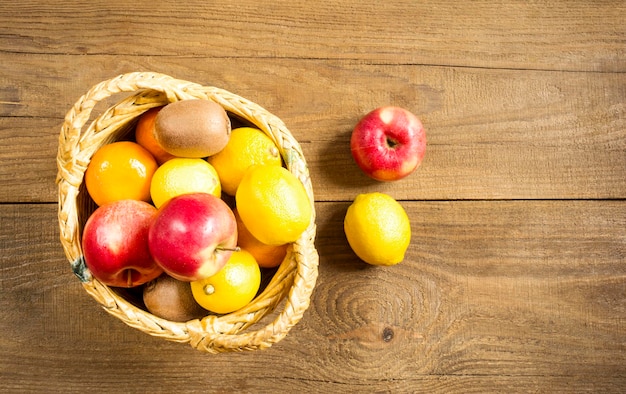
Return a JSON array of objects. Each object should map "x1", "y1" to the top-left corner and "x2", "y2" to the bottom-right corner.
[
  {"x1": 190, "y1": 249, "x2": 261, "y2": 314},
  {"x1": 236, "y1": 165, "x2": 312, "y2": 246},
  {"x1": 150, "y1": 158, "x2": 221, "y2": 208},
  {"x1": 207, "y1": 127, "x2": 282, "y2": 196},
  {"x1": 344, "y1": 192, "x2": 411, "y2": 266}
]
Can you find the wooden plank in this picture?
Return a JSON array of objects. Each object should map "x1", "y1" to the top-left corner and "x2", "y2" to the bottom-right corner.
[
  {"x1": 3, "y1": 362, "x2": 625, "y2": 393},
  {"x1": 0, "y1": 117, "x2": 57, "y2": 202},
  {"x1": 0, "y1": 1, "x2": 624, "y2": 72},
  {"x1": 1, "y1": 201, "x2": 624, "y2": 391},
  {"x1": 1, "y1": 55, "x2": 624, "y2": 202}
]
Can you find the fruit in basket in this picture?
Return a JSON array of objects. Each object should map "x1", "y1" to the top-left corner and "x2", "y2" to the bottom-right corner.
[
  {"x1": 350, "y1": 106, "x2": 426, "y2": 181},
  {"x1": 85, "y1": 141, "x2": 158, "y2": 206},
  {"x1": 234, "y1": 208, "x2": 288, "y2": 268},
  {"x1": 207, "y1": 127, "x2": 282, "y2": 196},
  {"x1": 148, "y1": 193, "x2": 238, "y2": 282},
  {"x1": 135, "y1": 106, "x2": 177, "y2": 164},
  {"x1": 150, "y1": 158, "x2": 221, "y2": 208},
  {"x1": 236, "y1": 165, "x2": 312, "y2": 246},
  {"x1": 344, "y1": 192, "x2": 411, "y2": 266},
  {"x1": 81, "y1": 199, "x2": 162, "y2": 287},
  {"x1": 190, "y1": 249, "x2": 261, "y2": 314},
  {"x1": 143, "y1": 274, "x2": 207, "y2": 322},
  {"x1": 154, "y1": 99, "x2": 231, "y2": 158}
]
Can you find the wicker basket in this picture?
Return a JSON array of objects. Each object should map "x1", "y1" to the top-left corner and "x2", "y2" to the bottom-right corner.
[{"x1": 56, "y1": 72, "x2": 319, "y2": 353}]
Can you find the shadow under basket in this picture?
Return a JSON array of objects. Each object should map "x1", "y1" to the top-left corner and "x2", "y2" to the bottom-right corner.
[{"x1": 56, "y1": 72, "x2": 319, "y2": 353}]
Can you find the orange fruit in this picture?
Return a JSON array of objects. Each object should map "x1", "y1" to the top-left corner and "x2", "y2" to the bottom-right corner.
[
  {"x1": 207, "y1": 127, "x2": 282, "y2": 195},
  {"x1": 236, "y1": 165, "x2": 312, "y2": 245},
  {"x1": 135, "y1": 107, "x2": 177, "y2": 164},
  {"x1": 190, "y1": 249, "x2": 261, "y2": 314},
  {"x1": 85, "y1": 141, "x2": 158, "y2": 206},
  {"x1": 234, "y1": 208, "x2": 287, "y2": 268},
  {"x1": 149, "y1": 158, "x2": 221, "y2": 208}
]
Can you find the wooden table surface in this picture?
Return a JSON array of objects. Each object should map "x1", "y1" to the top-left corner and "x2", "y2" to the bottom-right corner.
[{"x1": 1, "y1": 1, "x2": 625, "y2": 392}]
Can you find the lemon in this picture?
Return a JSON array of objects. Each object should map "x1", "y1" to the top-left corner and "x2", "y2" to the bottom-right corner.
[
  {"x1": 190, "y1": 249, "x2": 261, "y2": 314},
  {"x1": 207, "y1": 127, "x2": 282, "y2": 196},
  {"x1": 344, "y1": 192, "x2": 411, "y2": 266},
  {"x1": 150, "y1": 158, "x2": 221, "y2": 208},
  {"x1": 236, "y1": 165, "x2": 312, "y2": 246}
]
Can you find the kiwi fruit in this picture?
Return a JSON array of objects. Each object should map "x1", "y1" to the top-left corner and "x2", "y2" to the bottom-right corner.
[
  {"x1": 143, "y1": 274, "x2": 207, "y2": 322},
  {"x1": 154, "y1": 99, "x2": 231, "y2": 158}
]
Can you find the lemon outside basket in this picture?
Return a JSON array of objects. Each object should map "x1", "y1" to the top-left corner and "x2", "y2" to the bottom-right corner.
[{"x1": 56, "y1": 72, "x2": 319, "y2": 353}]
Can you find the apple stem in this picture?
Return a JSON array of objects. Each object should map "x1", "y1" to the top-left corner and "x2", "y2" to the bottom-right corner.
[
  {"x1": 127, "y1": 270, "x2": 132, "y2": 288},
  {"x1": 216, "y1": 246, "x2": 240, "y2": 253}
]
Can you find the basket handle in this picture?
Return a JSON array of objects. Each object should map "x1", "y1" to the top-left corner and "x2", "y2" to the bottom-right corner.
[{"x1": 59, "y1": 72, "x2": 200, "y2": 167}]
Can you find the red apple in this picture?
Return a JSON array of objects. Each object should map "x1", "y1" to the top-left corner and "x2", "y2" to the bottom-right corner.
[
  {"x1": 81, "y1": 199, "x2": 162, "y2": 288},
  {"x1": 148, "y1": 192, "x2": 238, "y2": 282},
  {"x1": 350, "y1": 106, "x2": 426, "y2": 181}
]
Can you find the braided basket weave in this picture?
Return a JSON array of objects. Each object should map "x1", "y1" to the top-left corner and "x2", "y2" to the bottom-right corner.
[{"x1": 56, "y1": 72, "x2": 318, "y2": 353}]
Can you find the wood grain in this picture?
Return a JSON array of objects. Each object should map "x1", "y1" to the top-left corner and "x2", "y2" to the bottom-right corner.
[
  {"x1": 1, "y1": 0, "x2": 625, "y2": 392},
  {"x1": 1, "y1": 55, "x2": 624, "y2": 203},
  {"x1": 0, "y1": 1, "x2": 624, "y2": 72},
  {"x1": 1, "y1": 202, "x2": 624, "y2": 391}
]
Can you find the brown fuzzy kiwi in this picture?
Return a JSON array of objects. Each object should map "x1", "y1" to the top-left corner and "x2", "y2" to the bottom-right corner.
[
  {"x1": 143, "y1": 274, "x2": 207, "y2": 322},
  {"x1": 154, "y1": 99, "x2": 231, "y2": 158}
]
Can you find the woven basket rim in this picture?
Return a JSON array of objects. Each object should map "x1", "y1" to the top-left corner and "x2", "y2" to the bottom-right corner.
[{"x1": 56, "y1": 72, "x2": 319, "y2": 353}]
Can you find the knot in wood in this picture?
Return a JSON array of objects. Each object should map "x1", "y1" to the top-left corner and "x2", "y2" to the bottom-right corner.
[{"x1": 382, "y1": 327, "x2": 394, "y2": 342}]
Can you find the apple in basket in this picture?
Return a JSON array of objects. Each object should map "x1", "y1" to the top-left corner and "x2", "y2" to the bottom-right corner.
[
  {"x1": 350, "y1": 106, "x2": 426, "y2": 181},
  {"x1": 81, "y1": 199, "x2": 163, "y2": 288},
  {"x1": 148, "y1": 192, "x2": 238, "y2": 282}
]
